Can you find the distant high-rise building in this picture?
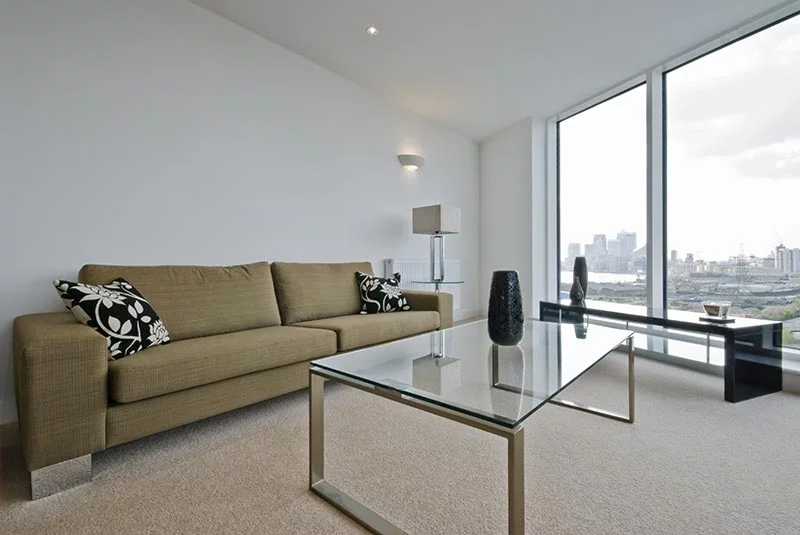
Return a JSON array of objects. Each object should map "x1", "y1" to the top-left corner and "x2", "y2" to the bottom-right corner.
[
  {"x1": 617, "y1": 232, "x2": 636, "y2": 257},
  {"x1": 567, "y1": 243, "x2": 581, "y2": 259},
  {"x1": 607, "y1": 239, "x2": 622, "y2": 257},
  {"x1": 592, "y1": 234, "x2": 608, "y2": 255},
  {"x1": 607, "y1": 239, "x2": 624, "y2": 271},
  {"x1": 686, "y1": 253, "x2": 694, "y2": 264},
  {"x1": 776, "y1": 244, "x2": 786, "y2": 271},
  {"x1": 781, "y1": 248, "x2": 794, "y2": 273},
  {"x1": 670, "y1": 250, "x2": 678, "y2": 263},
  {"x1": 584, "y1": 243, "x2": 595, "y2": 261},
  {"x1": 792, "y1": 249, "x2": 800, "y2": 273}
]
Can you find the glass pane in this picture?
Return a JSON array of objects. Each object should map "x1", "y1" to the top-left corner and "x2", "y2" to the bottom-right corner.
[
  {"x1": 666, "y1": 14, "x2": 800, "y2": 351},
  {"x1": 559, "y1": 86, "x2": 647, "y2": 306},
  {"x1": 312, "y1": 320, "x2": 631, "y2": 428}
]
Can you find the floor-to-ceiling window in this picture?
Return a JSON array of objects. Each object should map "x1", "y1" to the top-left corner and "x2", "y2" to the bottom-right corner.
[
  {"x1": 552, "y1": 6, "x2": 800, "y2": 365},
  {"x1": 558, "y1": 86, "x2": 647, "y2": 305},
  {"x1": 666, "y1": 14, "x2": 800, "y2": 351}
]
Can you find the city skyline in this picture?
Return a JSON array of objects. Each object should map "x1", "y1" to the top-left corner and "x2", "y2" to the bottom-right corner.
[
  {"x1": 559, "y1": 15, "x2": 800, "y2": 264},
  {"x1": 562, "y1": 227, "x2": 800, "y2": 279}
]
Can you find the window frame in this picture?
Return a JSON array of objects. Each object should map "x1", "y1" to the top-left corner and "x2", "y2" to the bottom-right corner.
[
  {"x1": 554, "y1": 81, "x2": 648, "y2": 306},
  {"x1": 548, "y1": 1, "x2": 800, "y2": 363}
]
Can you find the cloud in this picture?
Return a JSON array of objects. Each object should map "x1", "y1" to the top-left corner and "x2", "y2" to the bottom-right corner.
[
  {"x1": 733, "y1": 138, "x2": 800, "y2": 178},
  {"x1": 666, "y1": 15, "x2": 800, "y2": 163}
]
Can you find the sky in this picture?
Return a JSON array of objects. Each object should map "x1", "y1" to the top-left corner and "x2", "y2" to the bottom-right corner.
[{"x1": 559, "y1": 13, "x2": 800, "y2": 264}]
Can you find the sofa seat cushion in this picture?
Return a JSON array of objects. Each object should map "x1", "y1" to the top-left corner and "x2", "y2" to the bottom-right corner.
[
  {"x1": 109, "y1": 326, "x2": 336, "y2": 403},
  {"x1": 294, "y1": 311, "x2": 440, "y2": 352}
]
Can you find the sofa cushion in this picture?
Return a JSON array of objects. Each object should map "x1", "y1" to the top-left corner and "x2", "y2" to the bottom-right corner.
[
  {"x1": 355, "y1": 271, "x2": 411, "y2": 314},
  {"x1": 271, "y1": 262, "x2": 373, "y2": 324},
  {"x1": 53, "y1": 278, "x2": 171, "y2": 359},
  {"x1": 294, "y1": 311, "x2": 440, "y2": 352},
  {"x1": 108, "y1": 326, "x2": 335, "y2": 403},
  {"x1": 79, "y1": 263, "x2": 282, "y2": 342}
]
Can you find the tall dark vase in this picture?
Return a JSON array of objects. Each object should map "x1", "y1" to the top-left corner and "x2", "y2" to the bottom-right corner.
[
  {"x1": 572, "y1": 256, "x2": 589, "y2": 302},
  {"x1": 569, "y1": 275, "x2": 584, "y2": 304},
  {"x1": 488, "y1": 270, "x2": 524, "y2": 346}
]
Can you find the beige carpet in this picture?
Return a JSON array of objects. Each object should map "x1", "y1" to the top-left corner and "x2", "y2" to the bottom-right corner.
[{"x1": 1, "y1": 355, "x2": 798, "y2": 534}]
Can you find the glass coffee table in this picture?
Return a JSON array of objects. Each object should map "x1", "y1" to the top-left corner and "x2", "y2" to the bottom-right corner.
[{"x1": 309, "y1": 319, "x2": 634, "y2": 535}]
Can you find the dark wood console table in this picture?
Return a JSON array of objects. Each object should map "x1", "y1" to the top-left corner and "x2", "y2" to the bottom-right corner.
[{"x1": 540, "y1": 300, "x2": 783, "y2": 403}]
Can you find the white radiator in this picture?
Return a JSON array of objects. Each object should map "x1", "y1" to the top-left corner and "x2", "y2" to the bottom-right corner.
[{"x1": 384, "y1": 258, "x2": 461, "y2": 310}]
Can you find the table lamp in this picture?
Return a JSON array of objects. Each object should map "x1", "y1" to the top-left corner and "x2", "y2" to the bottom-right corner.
[{"x1": 412, "y1": 204, "x2": 461, "y2": 282}]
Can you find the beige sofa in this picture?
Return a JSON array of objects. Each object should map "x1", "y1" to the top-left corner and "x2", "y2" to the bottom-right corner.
[{"x1": 13, "y1": 261, "x2": 452, "y2": 499}]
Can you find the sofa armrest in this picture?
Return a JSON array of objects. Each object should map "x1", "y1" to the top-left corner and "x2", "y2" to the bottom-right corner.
[
  {"x1": 14, "y1": 313, "x2": 108, "y2": 471},
  {"x1": 403, "y1": 290, "x2": 454, "y2": 329}
]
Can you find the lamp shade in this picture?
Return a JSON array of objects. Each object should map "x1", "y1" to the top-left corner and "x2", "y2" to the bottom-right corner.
[{"x1": 412, "y1": 204, "x2": 461, "y2": 235}]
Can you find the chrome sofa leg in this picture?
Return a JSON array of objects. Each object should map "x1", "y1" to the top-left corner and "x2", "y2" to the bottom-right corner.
[{"x1": 30, "y1": 454, "x2": 92, "y2": 500}]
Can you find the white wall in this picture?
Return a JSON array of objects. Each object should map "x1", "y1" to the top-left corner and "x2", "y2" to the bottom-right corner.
[
  {"x1": 531, "y1": 119, "x2": 551, "y2": 313},
  {"x1": 479, "y1": 118, "x2": 549, "y2": 319},
  {"x1": 479, "y1": 119, "x2": 530, "y2": 316},
  {"x1": 0, "y1": 0, "x2": 479, "y2": 424}
]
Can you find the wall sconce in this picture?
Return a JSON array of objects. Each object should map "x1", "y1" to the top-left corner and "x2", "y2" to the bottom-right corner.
[{"x1": 398, "y1": 154, "x2": 425, "y2": 171}]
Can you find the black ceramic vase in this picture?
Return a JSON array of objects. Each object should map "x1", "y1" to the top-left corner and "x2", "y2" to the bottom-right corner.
[
  {"x1": 569, "y1": 275, "x2": 585, "y2": 304},
  {"x1": 572, "y1": 256, "x2": 588, "y2": 302},
  {"x1": 488, "y1": 270, "x2": 524, "y2": 346}
]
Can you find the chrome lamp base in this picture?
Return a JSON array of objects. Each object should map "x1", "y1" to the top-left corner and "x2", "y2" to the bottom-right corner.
[{"x1": 429, "y1": 234, "x2": 445, "y2": 281}]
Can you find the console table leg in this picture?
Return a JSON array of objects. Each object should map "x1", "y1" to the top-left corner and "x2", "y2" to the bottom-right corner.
[
  {"x1": 725, "y1": 326, "x2": 783, "y2": 403},
  {"x1": 628, "y1": 336, "x2": 635, "y2": 424},
  {"x1": 507, "y1": 426, "x2": 525, "y2": 535}
]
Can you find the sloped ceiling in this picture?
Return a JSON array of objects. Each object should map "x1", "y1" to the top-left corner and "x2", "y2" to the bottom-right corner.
[{"x1": 191, "y1": 0, "x2": 792, "y2": 140}]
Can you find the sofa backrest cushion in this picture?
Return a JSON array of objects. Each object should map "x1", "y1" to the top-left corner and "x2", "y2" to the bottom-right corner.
[
  {"x1": 79, "y1": 262, "x2": 282, "y2": 341},
  {"x1": 270, "y1": 262, "x2": 373, "y2": 324}
]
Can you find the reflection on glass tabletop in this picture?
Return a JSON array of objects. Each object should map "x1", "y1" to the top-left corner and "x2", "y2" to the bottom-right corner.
[
  {"x1": 312, "y1": 319, "x2": 632, "y2": 428},
  {"x1": 411, "y1": 280, "x2": 465, "y2": 284}
]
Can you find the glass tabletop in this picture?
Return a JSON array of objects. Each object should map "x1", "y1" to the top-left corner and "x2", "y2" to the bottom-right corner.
[{"x1": 311, "y1": 319, "x2": 632, "y2": 429}]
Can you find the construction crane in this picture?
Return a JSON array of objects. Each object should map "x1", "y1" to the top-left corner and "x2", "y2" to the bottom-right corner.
[{"x1": 734, "y1": 242, "x2": 751, "y2": 302}]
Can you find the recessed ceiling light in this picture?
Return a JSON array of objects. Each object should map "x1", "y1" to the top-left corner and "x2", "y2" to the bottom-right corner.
[{"x1": 366, "y1": 25, "x2": 379, "y2": 36}]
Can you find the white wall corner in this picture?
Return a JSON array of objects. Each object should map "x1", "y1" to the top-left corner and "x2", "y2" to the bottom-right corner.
[
  {"x1": 478, "y1": 117, "x2": 534, "y2": 316},
  {"x1": 531, "y1": 117, "x2": 550, "y2": 318}
]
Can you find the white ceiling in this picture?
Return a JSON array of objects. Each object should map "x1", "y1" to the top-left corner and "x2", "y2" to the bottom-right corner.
[{"x1": 191, "y1": 0, "x2": 791, "y2": 140}]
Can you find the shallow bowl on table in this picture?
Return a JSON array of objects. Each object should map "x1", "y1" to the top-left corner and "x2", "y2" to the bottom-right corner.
[{"x1": 702, "y1": 301, "x2": 731, "y2": 318}]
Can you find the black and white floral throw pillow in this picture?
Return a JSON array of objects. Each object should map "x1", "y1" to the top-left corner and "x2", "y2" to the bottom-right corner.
[
  {"x1": 53, "y1": 278, "x2": 170, "y2": 359},
  {"x1": 355, "y1": 272, "x2": 412, "y2": 314}
]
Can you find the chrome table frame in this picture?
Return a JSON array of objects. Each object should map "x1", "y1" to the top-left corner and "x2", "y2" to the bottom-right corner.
[
  {"x1": 549, "y1": 336, "x2": 635, "y2": 424},
  {"x1": 309, "y1": 335, "x2": 634, "y2": 535}
]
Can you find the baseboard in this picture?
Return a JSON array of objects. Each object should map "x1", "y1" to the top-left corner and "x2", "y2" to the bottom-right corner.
[
  {"x1": 454, "y1": 309, "x2": 482, "y2": 322},
  {"x1": 784, "y1": 370, "x2": 800, "y2": 395}
]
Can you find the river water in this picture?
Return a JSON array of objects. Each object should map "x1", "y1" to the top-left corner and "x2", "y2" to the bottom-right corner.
[{"x1": 560, "y1": 272, "x2": 640, "y2": 284}]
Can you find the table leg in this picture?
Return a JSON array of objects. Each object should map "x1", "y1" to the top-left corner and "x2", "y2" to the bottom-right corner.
[
  {"x1": 309, "y1": 371, "x2": 407, "y2": 534},
  {"x1": 309, "y1": 367, "x2": 530, "y2": 535},
  {"x1": 310, "y1": 372, "x2": 325, "y2": 487},
  {"x1": 549, "y1": 335, "x2": 635, "y2": 423},
  {"x1": 508, "y1": 426, "x2": 525, "y2": 535}
]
